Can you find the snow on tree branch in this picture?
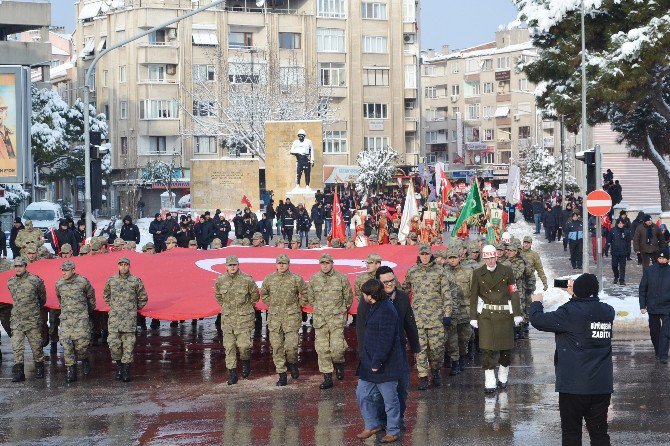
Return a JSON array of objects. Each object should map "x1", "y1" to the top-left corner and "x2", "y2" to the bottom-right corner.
[
  {"x1": 356, "y1": 146, "x2": 400, "y2": 196},
  {"x1": 521, "y1": 145, "x2": 579, "y2": 193}
]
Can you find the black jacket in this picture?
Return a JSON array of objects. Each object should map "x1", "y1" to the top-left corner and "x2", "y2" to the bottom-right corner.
[
  {"x1": 606, "y1": 226, "x2": 631, "y2": 257},
  {"x1": 639, "y1": 263, "x2": 670, "y2": 315},
  {"x1": 52, "y1": 228, "x2": 77, "y2": 255},
  {"x1": 565, "y1": 220, "x2": 584, "y2": 241},
  {"x1": 311, "y1": 204, "x2": 324, "y2": 225},
  {"x1": 359, "y1": 299, "x2": 405, "y2": 383},
  {"x1": 200, "y1": 218, "x2": 216, "y2": 245},
  {"x1": 149, "y1": 219, "x2": 165, "y2": 242},
  {"x1": 532, "y1": 199, "x2": 545, "y2": 215},
  {"x1": 9, "y1": 222, "x2": 24, "y2": 250},
  {"x1": 357, "y1": 288, "x2": 420, "y2": 355},
  {"x1": 120, "y1": 215, "x2": 141, "y2": 244},
  {"x1": 215, "y1": 218, "x2": 231, "y2": 238},
  {"x1": 296, "y1": 211, "x2": 311, "y2": 232},
  {"x1": 162, "y1": 218, "x2": 179, "y2": 237},
  {"x1": 176, "y1": 223, "x2": 194, "y2": 247},
  {"x1": 530, "y1": 297, "x2": 614, "y2": 395},
  {"x1": 542, "y1": 209, "x2": 560, "y2": 227}
]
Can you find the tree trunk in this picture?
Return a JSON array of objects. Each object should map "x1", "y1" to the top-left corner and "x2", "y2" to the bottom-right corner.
[
  {"x1": 645, "y1": 140, "x2": 670, "y2": 211},
  {"x1": 659, "y1": 172, "x2": 670, "y2": 212}
]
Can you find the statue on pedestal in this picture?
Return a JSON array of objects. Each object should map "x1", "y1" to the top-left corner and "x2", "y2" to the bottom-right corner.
[{"x1": 290, "y1": 129, "x2": 314, "y2": 188}]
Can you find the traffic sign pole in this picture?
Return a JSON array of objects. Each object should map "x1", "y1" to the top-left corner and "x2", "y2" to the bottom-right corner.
[
  {"x1": 587, "y1": 188, "x2": 612, "y2": 286},
  {"x1": 595, "y1": 145, "x2": 603, "y2": 286}
]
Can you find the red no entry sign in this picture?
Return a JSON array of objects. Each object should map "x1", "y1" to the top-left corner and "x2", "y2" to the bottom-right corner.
[{"x1": 586, "y1": 189, "x2": 612, "y2": 217}]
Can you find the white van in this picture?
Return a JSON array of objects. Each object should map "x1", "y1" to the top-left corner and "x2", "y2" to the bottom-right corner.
[{"x1": 22, "y1": 201, "x2": 65, "y2": 236}]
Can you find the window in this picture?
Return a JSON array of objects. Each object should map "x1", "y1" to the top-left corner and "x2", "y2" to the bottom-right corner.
[
  {"x1": 496, "y1": 56, "x2": 510, "y2": 70},
  {"x1": 317, "y1": 0, "x2": 346, "y2": 18},
  {"x1": 424, "y1": 65, "x2": 436, "y2": 76},
  {"x1": 498, "y1": 80, "x2": 510, "y2": 95},
  {"x1": 323, "y1": 130, "x2": 347, "y2": 153},
  {"x1": 316, "y1": 28, "x2": 345, "y2": 53},
  {"x1": 451, "y1": 84, "x2": 460, "y2": 96},
  {"x1": 483, "y1": 82, "x2": 494, "y2": 94},
  {"x1": 119, "y1": 66, "x2": 126, "y2": 83},
  {"x1": 82, "y1": 37, "x2": 95, "y2": 56},
  {"x1": 363, "y1": 103, "x2": 388, "y2": 119},
  {"x1": 403, "y1": 0, "x2": 416, "y2": 22},
  {"x1": 465, "y1": 126, "x2": 480, "y2": 143},
  {"x1": 482, "y1": 59, "x2": 493, "y2": 71},
  {"x1": 498, "y1": 127, "x2": 512, "y2": 141},
  {"x1": 465, "y1": 59, "x2": 479, "y2": 73},
  {"x1": 466, "y1": 103, "x2": 480, "y2": 120},
  {"x1": 363, "y1": 36, "x2": 388, "y2": 53},
  {"x1": 484, "y1": 152, "x2": 495, "y2": 164},
  {"x1": 450, "y1": 61, "x2": 460, "y2": 74},
  {"x1": 518, "y1": 78, "x2": 529, "y2": 92},
  {"x1": 499, "y1": 151, "x2": 511, "y2": 164},
  {"x1": 404, "y1": 64, "x2": 416, "y2": 89},
  {"x1": 364, "y1": 136, "x2": 389, "y2": 150},
  {"x1": 426, "y1": 131, "x2": 438, "y2": 144},
  {"x1": 425, "y1": 86, "x2": 437, "y2": 99},
  {"x1": 518, "y1": 102, "x2": 531, "y2": 114},
  {"x1": 139, "y1": 100, "x2": 179, "y2": 119},
  {"x1": 363, "y1": 68, "x2": 389, "y2": 86},
  {"x1": 119, "y1": 101, "x2": 128, "y2": 119},
  {"x1": 148, "y1": 29, "x2": 167, "y2": 45},
  {"x1": 228, "y1": 61, "x2": 264, "y2": 84},
  {"x1": 228, "y1": 32, "x2": 252, "y2": 48},
  {"x1": 518, "y1": 126, "x2": 531, "y2": 139},
  {"x1": 464, "y1": 81, "x2": 480, "y2": 97},
  {"x1": 279, "y1": 32, "x2": 301, "y2": 49},
  {"x1": 483, "y1": 128, "x2": 494, "y2": 141},
  {"x1": 452, "y1": 130, "x2": 458, "y2": 142},
  {"x1": 483, "y1": 105, "x2": 495, "y2": 118},
  {"x1": 451, "y1": 106, "x2": 460, "y2": 116},
  {"x1": 194, "y1": 136, "x2": 217, "y2": 154},
  {"x1": 89, "y1": 69, "x2": 96, "y2": 92},
  {"x1": 120, "y1": 137, "x2": 128, "y2": 155},
  {"x1": 320, "y1": 63, "x2": 346, "y2": 87},
  {"x1": 147, "y1": 64, "x2": 166, "y2": 82},
  {"x1": 149, "y1": 136, "x2": 167, "y2": 153},
  {"x1": 362, "y1": 2, "x2": 387, "y2": 19},
  {"x1": 427, "y1": 108, "x2": 442, "y2": 121},
  {"x1": 193, "y1": 64, "x2": 215, "y2": 82},
  {"x1": 404, "y1": 99, "x2": 416, "y2": 110},
  {"x1": 193, "y1": 100, "x2": 216, "y2": 117}
]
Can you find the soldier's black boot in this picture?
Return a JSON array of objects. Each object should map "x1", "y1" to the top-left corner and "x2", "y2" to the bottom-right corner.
[
  {"x1": 334, "y1": 363, "x2": 345, "y2": 380},
  {"x1": 319, "y1": 373, "x2": 333, "y2": 389},
  {"x1": 121, "y1": 363, "x2": 131, "y2": 382},
  {"x1": 50, "y1": 341, "x2": 58, "y2": 352},
  {"x1": 241, "y1": 360, "x2": 251, "y2": 378},
  {"x1": 34, "y1": 361, "x2": 45, "y2": 379},
  {"x1": 81, "y1": 359, "x2": 91, "y2": 376},
  {"x1": 288, "y1": 363, "x2": 299, "y2": 379},
  {"x1": 276, "y1": 372, "x2": 288, "y2": 387},
  {"x1": 227, "y1": 369, "x2": 238, "y2": 385},
  {"x1": 449, "y1": 360, "x2": 461, "y2": 376},
  {"x1": 432, "y1": 369, "x2": 442, "y2": 387},
  {"x1": 11, "y1": 363, "x2": 25, "y2": 382},
  {"x1": 468, "y1": 338, "x2": 476, "y2": 360},
  {"x1": 417, "y1": 376, "x2": 429, "y2": 391},
  {"x1": 115, "y1": 360, "x2": 122, "y2": 380},
  {"x1": 67, "y1": 365, "x2": 77, "y2": 383}
]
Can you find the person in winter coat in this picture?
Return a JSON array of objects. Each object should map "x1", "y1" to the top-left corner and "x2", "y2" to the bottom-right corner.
[
  {"x1": 149, "y1": 213, "x2": 166, "y2": 253},
  {"x1": 52, "y1": 219, "x2": 78, "y2": 256},
  {"x1": 542, "y1": 205, "x2": 560, "y2": 243},
  {"x1": 532, "y1": 196, "x2": 545, "y2": 234},
  {"x1": 631, "y1": 211, "x2": 646, "y2": 265},
  {"x1": 275, "y1": 200, "x2": 285, "y2": 237},
  {"x1": 232, "y1": 210, "x2": 244, "y2": 240},
  {"x1": 633, "y1": 215, "x2": 663, "y2": 269},
  {"x1": 565, "y1": 213, "x2": 584, "y2": 269},
  {"x1": 199, "y1": 212, "x2": 216, "y2": 249},
  {"x1": 120, "y1": 215, "x2": 141, "y2": 244},
  {"x1": 0, "y1": 221, "x2": 6, "y2": 258},
  {"x1": 639, "y1": 248, "x2": 670, "y2": 364},
  {"x1": 241, "y1": 211, "x2": 256, "y2": 242},
  {"x1": 265, "y1": 201, "x2": 276, "y2": 241},
  {"x1": 162, "y1": 213, "x2": 179, "y2": 239},
  {"x1": 258, "y1": 213, "x2": 273, "y2": 245},
  {"x1": 607, "y1": 218, "x2": 631, "y2": 285},
  {"x1": 176, "y1": 218, "x2": 194, "y2": 248},
  {"x1": 311, "y1": 202, "x2": 324, "y2": 240},
  {"x1": 214, "y1": 214, "x2": 231, "y2": 247},
  {"x1": 560, "y1": 203, "x2": 574, "y2": 252},
  {"x1": 9, "y1": 217, "x2": 24, "y2": 258},
  {"x1": 282, "y1": 207, "x2": 295, "y2": 241},
  {"x1": 324, "y1": 203, "x2": 333, "y2": 238},
  {"x1": 296, "y1": 207, "x2": 311, "y2": 247},
  {"x1": 530, "y1": 274, "x2": 615, "y2": 446}
]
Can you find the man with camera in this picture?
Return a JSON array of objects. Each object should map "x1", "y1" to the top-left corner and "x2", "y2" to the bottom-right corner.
[
  {"x1": 530, "y1": 274, "x2": 615, "y2": 446},
  {"x1": 639, "y1": 248, "x2": 670, "y2": 364}
]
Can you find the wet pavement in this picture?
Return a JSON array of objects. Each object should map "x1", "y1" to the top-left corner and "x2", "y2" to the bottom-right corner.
[{"x1": 1, "y1": 316, "x2": 669, "y2": 446}]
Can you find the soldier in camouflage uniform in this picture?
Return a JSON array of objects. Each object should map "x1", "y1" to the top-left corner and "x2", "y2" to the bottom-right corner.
[
  {"x1": 352, "y1": 253, "x2": 382, "y2": 328},
  {"x1": 433, "y1": 249, "x2": 447, "y2": 266},
  {"x1": 444, "y1": 246, "x2": 474, "y2": 375},
  {"x1": 48, "y1": 244, "x2": 75, "y2": 352},
  {"x1": 21, "y1": 245, "x2": 50, "y2": 347},
  {"x1": 274, "y1": 238, "x2": 286, "y2": 248},
  {"x1": 14, "y1": 220, "x2": 43, "y2": 256},
  {"x1": 520, "y1": 235, "x2": 548, "y2": 334},
  {"x1": 251, "y1": 232, "x2": 264, "y2": 247},
  {"x1": 500, "y1": 241, "x2": 534, "y2": 339},
  {"x1": 79, "y1": 244, "x2": 91, "y2": 255},
  {"x1": 0, "y1": 257, "x2": 12, "y2": 355},
  {"x1": 260, "y1": 254, "x2": 308, "y2": 386},
  {"x1": 56, "y1": 260, "x2": 96, "y2": 383},
  {"x1": 214, "y1": 255, "x2": 259, "y2": 385},
  {"x1": 60, "y1": 243, "x2": 74, "y2": 258},
  {"x1": 461, "y1": 242, "x2": 483, "y2": 270},
  {"x1": 7, "y1": 256, "x2": 47, "y2": 382},
  {"x1": 306, "y1": 253, "x2": 354, "y2": 389},
  {"x1": 402, "y1": 244, "x2": 454, "y2": 390},
  {"x1": 103, "y1": 257, "x2": 149, "y2": 382}
]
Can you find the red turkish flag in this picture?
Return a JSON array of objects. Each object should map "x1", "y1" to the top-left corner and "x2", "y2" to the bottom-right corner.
[
  {"x1": 331, "y1": 189, "x2": 346, "y2": 243},
  {"x1": 441, "y1": 171, "x2": 452, "y2": 205}
]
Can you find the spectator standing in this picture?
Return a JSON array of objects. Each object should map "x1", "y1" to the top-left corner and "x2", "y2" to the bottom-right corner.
[
  {"x1": 0, "y1": 221, "x2": 6, "y2": 258},
  {"x1": 633, "y1": 215, "x2": 663, "y2": 269},
  {"x1": 275, "y1": 200, "x2": 284, "y2": 237},
  {"x1": 542, "y1": 205, "x2": 559, "y2": 243},
  {"x1": 265, "y1": 200, "x2": 276, "y2": 241},
  {"x1": 565, "y1": 213, "x2": 584, "y2": 269},
  {"x1": 324, "y1": 202, "x2": 333, "y2": 238},
  {"x1": 282, "y1": 207, "x2": 295, "y2": 241},
  {"x1": 9, "y1": 217, "x2": 24, "y2": 258},
  {"x1": 607, "y1": 218, "x2": 631, "y2": 285},
  {"x1": 630, "y1": 211, "x2": 646, "y2": 265},
  {"x1": 639, "y1": 248, "x2": 670, "y2": 364},
  {"x1": 296, "y1": 206, "x2": 312, "y2": 247},
  {"x1": 311, "y1": 202, "x2": 324, "y2": 240},
  {"x1": 120, "y1": 215, "x2": 141, "y2": 245},
  {"x1": 214, "y1": 213, "x2": 231, "y2": 247},
  {"x1": 532, "y1": 195, "x2": 544, "y2": 234},
  {"x1": 149, "y1": 213, "x2": 166, "y2": 253},
  {"x1": 258, "y1": 213, "x2": 273, "y2": 245}
]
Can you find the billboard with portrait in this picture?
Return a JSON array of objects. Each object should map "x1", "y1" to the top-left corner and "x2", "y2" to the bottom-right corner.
[{"x1": 0, "y1": 66, "x2": 30, "y2": 183}]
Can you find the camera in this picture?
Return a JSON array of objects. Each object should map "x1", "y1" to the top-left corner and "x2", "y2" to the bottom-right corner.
[{"x1": 554, "y1": 279, "x2": 569, "y2": 288}]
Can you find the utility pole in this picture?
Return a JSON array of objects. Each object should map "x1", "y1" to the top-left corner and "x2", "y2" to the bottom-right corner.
[
  {"x1": 82, "y1": 0, "x2": 228, "y2": 237},
  {"x1": 595, "y1": 144, "x2": 603, "y2": 285},
  {"x1": 580, "y1": 0, "x2": 590, "y2": 273},
  {"x1": 560, "y1": 115, "x2": 566, "y2": 209}
]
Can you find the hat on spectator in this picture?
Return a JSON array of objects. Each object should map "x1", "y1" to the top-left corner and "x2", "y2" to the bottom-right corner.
[
  {"x1": 658, "y1": 248, "x2": 670, "y2": 259},
  {"x1": 573, "y1": 273, "x2": 599, "y2": 299}
]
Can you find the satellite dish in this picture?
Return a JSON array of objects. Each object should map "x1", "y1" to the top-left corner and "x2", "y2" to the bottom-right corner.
[{"x1": 256, "y1": 0, "x2": 266, "y2": 6}]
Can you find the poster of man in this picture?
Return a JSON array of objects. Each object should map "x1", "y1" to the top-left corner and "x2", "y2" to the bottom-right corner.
[{"x1": 0, "y1": 73, "x2": 18, "y2": 176}]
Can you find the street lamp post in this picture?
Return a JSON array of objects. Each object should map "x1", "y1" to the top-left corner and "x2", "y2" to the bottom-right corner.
[
  {"x1": 580, "y1": 0, "x2": 590, "y2": 273},
  {"x1": 81, "y1": 0, "x2": 228, "y2": 237}
]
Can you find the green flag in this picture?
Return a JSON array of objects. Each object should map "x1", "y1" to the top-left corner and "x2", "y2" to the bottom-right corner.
[{"x1": 450, "y1": 178, "x2": 484, "y2": 237}]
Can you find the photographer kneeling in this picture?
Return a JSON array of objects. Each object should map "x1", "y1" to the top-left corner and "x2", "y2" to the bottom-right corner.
[{"x1": 530, "y1": 274, "x2": 615, "y2": 446}]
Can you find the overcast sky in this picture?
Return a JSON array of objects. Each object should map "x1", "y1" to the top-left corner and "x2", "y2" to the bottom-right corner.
[{"x1": 52, "y1": 0, "x2": 520, "y2": 50}]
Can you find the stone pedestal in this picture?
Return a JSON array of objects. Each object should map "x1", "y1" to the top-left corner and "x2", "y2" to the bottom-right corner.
[
  {"x1": 286, "y1": 186, "x2": 317, "y2": 210},
  {"x1": 191, "y1": 158, "x2": 260, "y2": 211}
]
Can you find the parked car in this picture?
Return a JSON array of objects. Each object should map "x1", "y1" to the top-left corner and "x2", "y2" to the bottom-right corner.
[{"x1": 22, "y1": 201, "x2": 65, "y2": 239}]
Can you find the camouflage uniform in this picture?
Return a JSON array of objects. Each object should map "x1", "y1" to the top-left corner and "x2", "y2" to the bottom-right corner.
[
  {"x1": 402, "y1": 250, "x2": 453, "y2": 378},
  {"x1": 7, "y1": 262, "x2": 47, "y2": 366},
  {"x1": 521, "y1": 238, "x2": 548, "y2": 320},
  {"x1": 56, "y1": 267, "x2": 96, "y2": 367},
  {"x1": 0, "y1": 258, "x2": 12, "y2": 340},
  {"x1": 501, "y1": 242, "x2": 534, "y2": 324},
  {"x1": 14, "y1": 221, "x2": 43, "y2": 256},
  {"x1": 214, "y1": 260, "x2": 259, "y2": 370},
  {"x1": 260, "y1": 256, "x2": 308, "y2": 373},
  {"x1": 444, "y1": 248, "x2": 474, "y2": 363},
  {"x1": 306, "y1": 255, "x2": 353, "y2": 374},
  {"x1": 103, "y1": 263, "x2": 148, "y2": 363}
]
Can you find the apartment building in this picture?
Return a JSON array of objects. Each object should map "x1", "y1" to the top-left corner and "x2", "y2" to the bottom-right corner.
[
  {"x1": 72, "y1": 0, "x2": 420, "y2": 213},
  {"x1": 420, "y1": 28, "x2": 563, "y2": 182}
]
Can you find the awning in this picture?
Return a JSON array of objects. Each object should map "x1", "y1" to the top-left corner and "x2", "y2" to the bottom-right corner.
[
  {"x1": 494, "y1": 106, "x2": 510, "y2": 118},
  {"x1": 96, "y1": 37, "x2": 106, "y2": 53},
  {"x1": 81, "y1": 38, "x2": 95, "y2": 57},
  {"x1": 192, "y1": 30, "x2": 218, "y2": 45},
  {"x1": 78, "y1": 1, "x2": 103, "y2": 21}
]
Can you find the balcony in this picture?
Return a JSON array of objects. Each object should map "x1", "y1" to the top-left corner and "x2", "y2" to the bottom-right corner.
[
  {"x1": 137, "y1": 44, "x2": 179, "y2": 65},
  {"x1": 0, "y1": 0, "x2": 50, "y2": 35},
  {"x1": 497, "y1": 140, "x2": 511, "y2": 150},
  {"x1": 0, "y1": 40, "x2": 50, "y2": 66},
  {"x1": 404, "y1": 118, "x2": 417, "y2": 133}
]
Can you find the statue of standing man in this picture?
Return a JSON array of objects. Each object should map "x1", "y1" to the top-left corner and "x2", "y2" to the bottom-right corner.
[{"x1": 290, "y1": 129, "x2": 314, "y2": 188}]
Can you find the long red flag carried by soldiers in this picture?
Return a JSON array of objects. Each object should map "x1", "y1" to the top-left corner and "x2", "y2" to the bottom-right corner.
[{"x1": 331, "y1": 186, "x2": 347, "y2": 243}]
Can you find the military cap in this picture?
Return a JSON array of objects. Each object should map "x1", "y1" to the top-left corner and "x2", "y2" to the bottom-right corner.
[
  {"x1": 274, "y1": 238, "x2": 286, "y2": 247},
  {"x1": 241, "y1": 238, "x2": 251, "y2": 246},
  {"x1": 433, "y1": 249, "x2": 447, "y2": 259},
  {"x1": 365, "y1": 253, "x2": 382, "y2": 264},
  {"x1": 252, "y1": 232, "x2": 263, "y2": 240},
  {"x1": 114, "y1": 238, "x2": 125, "y2": 246},
  {"x1": 319, "y1": 253, "x2": 334, "y2": 263},
  {"x1": 467, "y1": 241, "x2": 480, "y2": 253},
  {"x1": 24, "y1": 219, "x2": 33, "y2": 228},
  {"x1": 495, "y1": 242, "x2": 507, "y2": 251},
  {"x1": 79, "y1": 244, "x2": 91, "y2": 254},
  {"x1": 389, "y1": 233, "x2": 398, "y2": 240},
  {"x1": 211, "y1": 238, "x2": 222, "y2": 248},
  {"x1": 143, "y1": 242, "x2": 154, "y2": 249},
  {"x1": 25, "y1": 246, "x2": 37, "y2": 254},
  {"x1": 331, "y1": 238, "x2": 342, "y2": 248},
  {"x1": 60, "y1": 243, "x2": 73, "y2": 253},
  {"x1": 523, "y1": 235, "x2": 533, "y2": 243},
  {"x1": 13, "y1": 257, "x2": 28, "y2": 266},
  {"x1": 418, "y1": 244, "x2": 432, "y2": 255},
  {"x1": 309, "y1": 237, "x2": 320, "y2": 245},
  {"x1": 118, "y1": 257, "x2": 130, "y2": 265},
  {"x1": 511, "y1": 237, "x2": 521, "y2": 245},
  {"x1": 276, "y1": 253, "x2": 290, "y2": 264},
  {"x1": 126, "y1": 241, "x2": 137, "y2": 250},
  {"x1": 188, "y1": 239, "x2": 197, "y2": 246},
  {"x1": 506, "y1": 240, "x2": 521, "y2": 251},
  {"x1": 226, "y1": 255, "x2": 239, "y2": 265},
  {"x1": 447, "y1": 246, "x2": 460, "y2": 258},
  {"x1": 166, "y1": 236, "x2": 177, "y2": 244},
  {"x1": 90, "y1": 239, "x2": 103, "y2": 251},
  {"x1": 408, "y1": 233, "x2": 418, "y2": 240},
  {"x1": 61, "y1": 260, "x2": 76, "y2": 271},
  {"x1": 289, "y1": 237, "x2": 300, "y2": 244}
]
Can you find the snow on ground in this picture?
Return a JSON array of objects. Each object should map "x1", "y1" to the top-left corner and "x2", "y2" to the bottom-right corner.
[{"x1": 507, "y1": 220, "x2": 647, "y2": 332}]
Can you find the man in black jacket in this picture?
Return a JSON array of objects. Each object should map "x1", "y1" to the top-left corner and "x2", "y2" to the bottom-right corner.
[
  {"x1": 52, "y1": 219, "x2": 78, "y2": 256},
  {"x1": 120, "y1": 215, "x2": 141, "y2": 244},
  {"x1": 149, "y1": 213, "x2": 166, "y2": 253},
  {"x1": 530, "y1": 274, "x2": 615, "y2": 446},
  {"x1": 9, "y1": 217, "x2": 24, "y2": 258},
  {"x1": 639, "y1": 248, "x2": 670, "y2": 364},
  {"x1": 356, "y1": 265, "x2": 420, "y2": 430},
  {"x1": 607, "y1": 218, "x2": 631, "y2": 285}
]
